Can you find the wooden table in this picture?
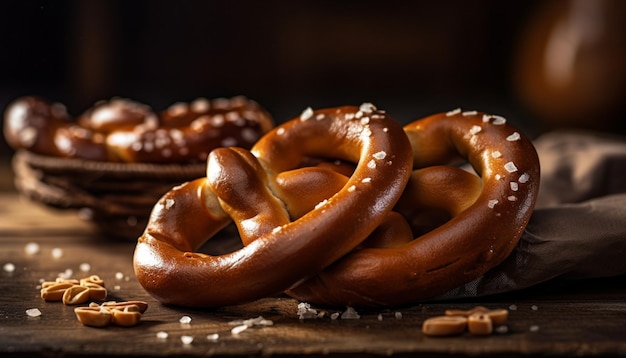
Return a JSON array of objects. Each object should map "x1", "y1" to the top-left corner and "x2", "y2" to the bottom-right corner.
[{"x1": 2, "y1": 165, "x2": 626, "y2": 357}]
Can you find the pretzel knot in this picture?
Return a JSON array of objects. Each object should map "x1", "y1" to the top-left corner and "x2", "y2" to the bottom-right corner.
[
  {"x1": 133, "y1": 104, "x2": 414, "y2": 307},
  {"x1": 133, "y1": 105, "x2": 540, "y2": 308}
]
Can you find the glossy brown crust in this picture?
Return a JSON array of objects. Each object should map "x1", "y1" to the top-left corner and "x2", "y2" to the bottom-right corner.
[
  {"x1": 3, "y1": 96, "x2": 273, "y2": 163},
  {"x1": 133, "y1": 105, "x2": 413, "y2": 307},
  {"x1": 287, "y1": 110, "x2": 540, "y2": 307}
]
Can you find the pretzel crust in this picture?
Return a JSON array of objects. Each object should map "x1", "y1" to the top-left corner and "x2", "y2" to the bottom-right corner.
[{"x1": 133, "y1": 105, "x2": 413, "y2": 307}]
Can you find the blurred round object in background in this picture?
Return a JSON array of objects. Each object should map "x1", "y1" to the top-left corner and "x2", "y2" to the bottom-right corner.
[{"x1": 514, "y1": 0, "x2": 626, "y2": 132}]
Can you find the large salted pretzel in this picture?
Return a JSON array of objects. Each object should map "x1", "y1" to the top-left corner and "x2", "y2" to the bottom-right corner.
[
  {"x1": 133, "y1": 105, "x2": 540, "y2": 308},
  {"x1": 133, "y1": 104, "x2": 414, "y2": 307},
  {"x1": 288, "y1": 109, "x2": 540, "y2": 307}
]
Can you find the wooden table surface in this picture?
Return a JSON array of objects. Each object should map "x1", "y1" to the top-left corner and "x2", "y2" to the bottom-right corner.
[{"x1": 1, "y1": 158, "x2": 626, "y2": 357}]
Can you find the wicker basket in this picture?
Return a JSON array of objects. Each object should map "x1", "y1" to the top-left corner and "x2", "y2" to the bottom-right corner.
[{"x1": 11, "y1": 150, "x2": 207, "y2": 240}]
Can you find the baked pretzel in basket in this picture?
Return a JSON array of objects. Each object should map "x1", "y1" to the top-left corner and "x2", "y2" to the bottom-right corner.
[{"x1": 4, "y1": 95, "x2": 273, "y2": 163}]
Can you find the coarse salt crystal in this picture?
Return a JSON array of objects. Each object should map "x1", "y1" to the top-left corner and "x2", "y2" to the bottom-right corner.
[
  {"x1": 207, "y1": 333, "x2": 219, "y2": 341},
  {"x1": 58, "y1": 268, "x2": 73, "y2": 279},
  {"x1": 20, "y1": 127, "x2": 37, "y2": 147},
  {"x1": 488, "y1": 199, "x2": 499, "y2": 209},
  {"x1": 361, "y1": 177, "x2": 372, "y2": 183},
  {"x1": 394, "y1": 312, "x2": 403, "y2": 319},
  {"x1": 26, "y1": 308, "x2": 42, "y2": 317},
  {"x1": 510, "y1": 182, "x2": 519, "y2": 191},
  {"x1": 51, "y1": 248, "x2": 63, "y2": 259},
  {"x1": 315, "y1": 114, "x2": 325, "y2": 121},
  {"x1": 462, "y1": 110, "x2": 478, "y2": 116},
  {"x1": 211, "y1": 114, "x2": 225, "y2": 127},
  {"x1": 179, "y1": 315, "x2": 192, "y2": 324},
  {"x1": 506, "y1": 132, "x2": 521, "y2": 141},
  {"x1": 518, "y1": 173, "x2": 530, "y2": 183},
  {"x1": 297, "y1": 302, "x2": 319, "y2": 319},
  {"x1": 373, "y1": 151, "x2": 387, "y2": 160},
  {"x1": 115, "y1": 272, "x2": 124, "y2": 280},
  {"x1": 508, "y1": 195, "x2": 517, "y2": 202},
  {"x1": 165, "y1": 199, "x2": 175, "y2": 209},
  {"x1": 156, "y1": 331, "x2": 169, "y2": 339},
  {"x1": 367, "y1": 159, "x2": 376, "y2": 169},
  {"x1": 469, "y1": 125, "x2": 482, "y2": 135},
  {"x1": 271, "y1": 226, "x2": 282, "y2": 234},
  {"x1": 181, "y1": 335, "x2": 194, "y2": 344},
  {"x1": 482, "y1": 114, "x2": 492, "y2": 123},
  {"x1": 3, "y1": 263, "x2": 15, "y2": 273},
  {"x1": 347, "y1": 185, "x2": 356, "y2": 192},
  {"x1": 168, "y1": 102, "x2": 188, "y2": 116},
  {"x1": 341, "y1": 307, "x2": 360, "y2": 319},
  {"x1": 79, "y1": 263, "x2": 91, "y2": 272},
  {"x1": 491, "y1": 151, "x2": 502, "y2": 159},
  {"x1": 504, "y1": 162, "x2": 518, "y2": 173},
  {"x1": 492, "y1": 116, "x2": 506, "y2": 125},
  {"x1": 315, "y1": 199, "x2": 328, "y2": 209},
  {"x1": 359, "y1": 102, "x2": 377, "y2": 113},
  {"x1": 276, "y1": 127, "x2": 285, "y2": 135},
  {"x1": 446, "y1": 108, "x2": 461, "y2": 116},
  {"x1": 231, "y1": 324, "x2": 248, "y2": 335},
  {"x1": 191, "y1": 97, "x2": 210, "y2": 112},
  {"x1": 24, "y1": 242, "x2": 40, "y2": 255},
  {"x1": 300, "y1": 107, "x2": 314, "y2": 121}
]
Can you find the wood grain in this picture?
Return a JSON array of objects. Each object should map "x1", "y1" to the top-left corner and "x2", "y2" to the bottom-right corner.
[{"x1": 1, "y1": 192, "x2": 626, "y2": 357}]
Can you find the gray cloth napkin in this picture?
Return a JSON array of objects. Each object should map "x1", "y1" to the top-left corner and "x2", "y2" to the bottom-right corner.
[{"x1": 441, "y1": 131, "x2": 626, "y2": 299}]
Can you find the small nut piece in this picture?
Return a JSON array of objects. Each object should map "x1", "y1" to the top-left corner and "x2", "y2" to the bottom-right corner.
[
  {"x1": 63, "y1": 285, "x2": 91, "y2": 305},
  {"x1": 81, "y1": 283, "x2": 108, "y2": 301},
  {"x1": 422, "y1": 316, "x2": 468, "y2": 336},
  {"x1": 467, "y1": 313, "x2": 493, "y2": 336},
  {"x1": 101, "y1": 300, "x2": 148, "y2": 314},
  {"x1": 445, "y1": 306, "x2": 509, "y2": 326},
  {"x1": 111, "y1": 307, "x2": 143, "y2": 327},
  {"x1": 423, "y1": 306, "x2": 510, "y2": 337},
  {"x1": 74, "y1": 306, "x2": 113, "y2": 327},
  {"x1": 41, "y1": 282, "x2": 76, "y2": 301},
  {"x1": 40, "y1": 275, "x2": 107, "y2": 304},
  {"x1": 74, "y1": 301, "x2": 149, "y2": 328},
  {"x1": 80, "y1": 275, "x2": 105, "y2": 287}
]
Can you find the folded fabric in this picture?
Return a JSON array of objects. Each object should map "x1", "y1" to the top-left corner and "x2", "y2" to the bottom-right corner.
[{"x1": 440, "y1": 131, "x2": 626, "y2": 299}]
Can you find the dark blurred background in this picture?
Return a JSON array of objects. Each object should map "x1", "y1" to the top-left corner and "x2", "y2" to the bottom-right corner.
[{"x1": 2, "y1": 0, "x2": 626, "y2": 160}]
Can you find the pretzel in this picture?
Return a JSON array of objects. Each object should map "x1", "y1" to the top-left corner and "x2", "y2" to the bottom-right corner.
[
  {"x1": 133, "y1": 104, "x2": 413, "y2": 307},
  {"x1": 3, "y1": 95, "x2": 273, "y2": 163},
  {"x1": 287, "y1": 109, "x2": 540, "y2": 307}
]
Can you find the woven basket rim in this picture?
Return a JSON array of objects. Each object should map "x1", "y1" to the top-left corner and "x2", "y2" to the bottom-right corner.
[{"x1": 13, "y1": 150, "x2": 207, "y2": 179}]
